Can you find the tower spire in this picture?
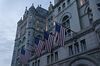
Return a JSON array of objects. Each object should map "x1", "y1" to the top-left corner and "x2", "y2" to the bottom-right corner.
[{"x1": 32, "y1": 3, "x2": 34, "y2": 6}]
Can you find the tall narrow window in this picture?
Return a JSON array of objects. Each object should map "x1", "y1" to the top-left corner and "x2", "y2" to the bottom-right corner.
[
  {"x1": 62, "y1": 15, "x2": 71, "y2": 37},
  {"x1": 55, "y1": 52, "x2": 58, "y2": 61},
  {"x1": 80, "y1": 39, "x2": 87, "y2": 52},
  {"x1": 74, "y1": 42, "x2": 80, "y2": 54},
  {"x1": 51, "y1": 54, "x2": 54, "y2": 63},
  {"x1": 62, "y1": 15, "x2": 70, "y2": 28},
  {"x1": 32, "y1": 62, "x2": 34, "y2": 66},
  {"x1": 35, "y1": 61, "x2": 37, "y2": 66},
  {"x1": 37, "y1": 60, "x2": 40, "y2": 66},
  {"x1": 47, "y1": 55, "x2": 50, "y2": 64},
  {"x1": 69, "y1": 45, "x2": 73, "y2": 55}
]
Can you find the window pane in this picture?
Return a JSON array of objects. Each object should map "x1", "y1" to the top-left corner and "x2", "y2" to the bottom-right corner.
[
  {"x1": 51, "y1": 54, "x2": 54, "y2": 63},
  {"x1": 32, "y1": 62, "x2": 34, "y2": 66},
  {"x1": 80, "y1": 39, "x2": 86, "y2": 52},
  {"x1": 47, "y1": 55, "x2": 50, "y2": 64},
  {"x1": 69, "y1": 45, "x2": 73, "y2": 55},
  {"x1": 35, "y1": 61, "x2": 37, "y2": 66},
  {"x1": 74, "y1": 42, "x2": 80, "y2": 54},
  {"x1": 55, "y1": 52, "x2": 58, "y2": 61},
  {"x1": 38, "y1": 60, "x2": 40, "y2": 66}
]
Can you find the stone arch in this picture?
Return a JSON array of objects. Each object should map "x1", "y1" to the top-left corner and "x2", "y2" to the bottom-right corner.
[
  {"x1": 60, "y1": 12, "x2": 72, "y2": 27},
  {"x1": 60, "y1": 12, "x2": 72, "y2": 36},
  {"x1": 68, "y1": 56, "x2": 99, "y2": 66},
  {"x1": 60, "y1": 12, "x2": 72, "y2": 23}
]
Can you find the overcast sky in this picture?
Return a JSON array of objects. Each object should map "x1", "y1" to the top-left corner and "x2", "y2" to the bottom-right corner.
[{"x1": 0, "y1": 0, "x2": 53, "y2": 66}]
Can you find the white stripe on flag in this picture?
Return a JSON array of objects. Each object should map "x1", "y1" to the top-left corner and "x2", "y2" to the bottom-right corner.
[
  {"x1": 34, "y1": 40, "x2": 44, "y2": 56},
  {"x1": 59, "y1": 26, "x2": 65, "y2": 46}
]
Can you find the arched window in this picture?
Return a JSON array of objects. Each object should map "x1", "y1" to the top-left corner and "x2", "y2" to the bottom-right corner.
[
  {"x1": 62, "y1": 15, "x2": 70, "y2": 28},
  {"x1": 62, "y1": 15, "x2": 71, "y2": 36}
]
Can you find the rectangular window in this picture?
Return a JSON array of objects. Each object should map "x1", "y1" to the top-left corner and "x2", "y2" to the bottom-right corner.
[
  {"x1": 37, "y1": 60, "x2": 40, "y2": 66},
  {"x1": 35, "y1": 61, "x2": 37, "y2": 66},
  {"x1": 51, "y1": 54, "x2": 54, "y2": 63},
  {"x1": 69, "y1": 45, "x2": 73, "y2": 55},
  {"x1": 80, "y1": 39, "x2": 87, "y2": 52},
  {"x1": 47, "y1": 55, "x2": 50, "y2": 64},
  {"x1": 74, "y1": 42, "x2": 80, "y2": 54},
  {"x1": 55, "y1": 52, "x2": 58, "y2": 61},
  {"x1": 32, "y1": 62, "x2": 34, "y2": 66}
]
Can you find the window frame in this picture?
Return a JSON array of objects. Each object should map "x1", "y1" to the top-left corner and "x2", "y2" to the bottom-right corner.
[
  {"x1": 80, "y1": 39, "x2": 87, "y2": 52},
  {"x1": 74, "y1": 42, "x2": 80, "y2": 54},
  {"x1": 69, "y1": 45, "x2": 74, "y2": 56},
  {"x1": 55, "y1": 51, "x2": 58, "y2": 61}
]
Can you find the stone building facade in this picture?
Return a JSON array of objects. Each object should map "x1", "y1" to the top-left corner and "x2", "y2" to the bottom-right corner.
[{"x1": 11, "y1": 0, "x2": 100, "y2": 66}]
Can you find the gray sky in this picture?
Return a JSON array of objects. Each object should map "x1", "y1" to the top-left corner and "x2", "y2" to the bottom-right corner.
[{"x1": 0, "y1": 0, "x2": 53, "y2": 66}]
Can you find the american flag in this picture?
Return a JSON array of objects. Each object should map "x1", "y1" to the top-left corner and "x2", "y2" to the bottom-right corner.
[
  {"x1": 38, "y1": 39, "x2": 44, "y2": 55},
  {"x1": 54, "y1": 23, "x2": 61, "y2": 46},
  {"x1": 44, "y1": 31, "x2": 54, "y2": 52},
  {"x1": 20, "y1": 46, "x2": 28, "y2": 64},
  {"x1": 26, "y1": 45, "x2": 32, "y2": 58},
  {"x1": 59, "y1": 26, "x2": 65, "y2": 46},
  {"x1": 54, "y1": 23, "x2": 65, "y2": 46},
  {"x1": 34, "y1": 37, "x2": 44, "y2": 56}
]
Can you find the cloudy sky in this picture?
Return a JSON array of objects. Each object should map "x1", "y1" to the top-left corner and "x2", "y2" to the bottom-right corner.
[{"x1": 0, "y1": 0, "x2": 53, "y2": 66}]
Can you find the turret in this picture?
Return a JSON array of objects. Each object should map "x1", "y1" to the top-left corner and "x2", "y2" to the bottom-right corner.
[
  {"x1": 29, "y1": 4, "x2": 36, "y2": 15},
  {"x1": 48, "y1": 2, "x2": 54, "y2": 13},
  {"x1": 25, "y1": 4, "x2": 36, "y2": 49},
  {"x1": 23, "y1": 7, "x2": 28, "y2": 20}
]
